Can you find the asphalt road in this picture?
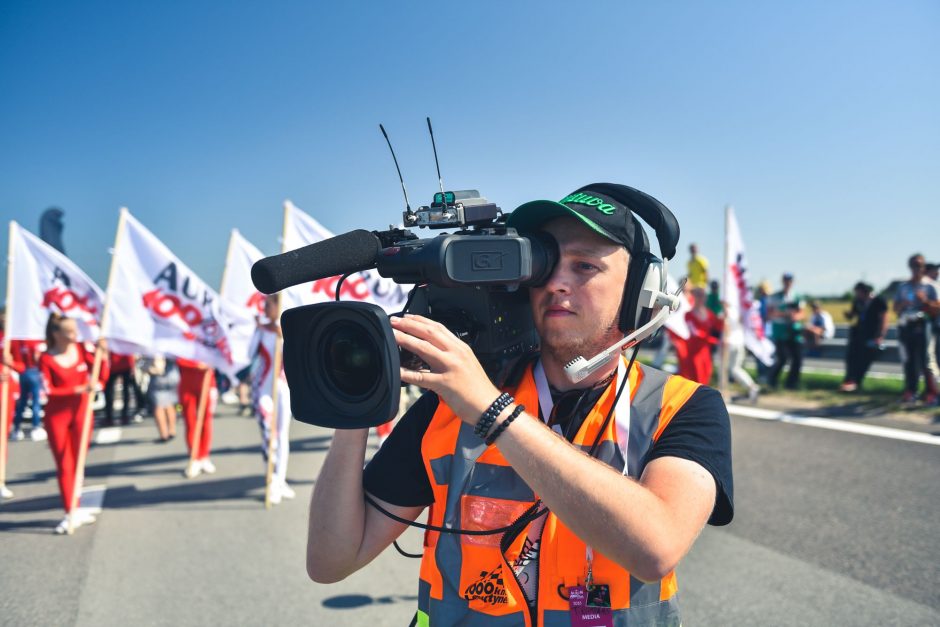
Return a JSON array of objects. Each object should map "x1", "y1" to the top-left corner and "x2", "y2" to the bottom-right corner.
[{"x1": 1, "y1": 403, "x2": 937, "y2": 626}]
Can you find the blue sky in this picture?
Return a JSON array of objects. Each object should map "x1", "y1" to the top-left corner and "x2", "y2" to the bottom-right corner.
[{"x1": 1, "y1": 0, "x2": 938, "y2": 298}]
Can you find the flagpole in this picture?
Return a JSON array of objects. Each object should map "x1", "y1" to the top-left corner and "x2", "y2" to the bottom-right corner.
[
  {"x1": 186, "y1": 368, "x2": 213, "y2": 475},
  {"x1": 1, "y1": 222, "x2": 17, "y2": 498},
  {"x1": 264, "y1": 202, "x2": 289, "y2": 509},
  {"x1": 67, "y1": 208, "x2": 127, "y2": 533},
  {"x1": 719, "y1": 205, "x2": 731, "y2": 400}
]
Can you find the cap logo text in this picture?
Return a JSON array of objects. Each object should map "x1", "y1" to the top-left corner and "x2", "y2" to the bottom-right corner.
[{"x1": 560, "y1": 193, "x2": 617, "y2": 215}]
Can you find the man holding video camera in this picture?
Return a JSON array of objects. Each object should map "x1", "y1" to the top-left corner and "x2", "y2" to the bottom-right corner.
[{"x1": 306, "y1": 185, "x2": 733, "y2": 626}]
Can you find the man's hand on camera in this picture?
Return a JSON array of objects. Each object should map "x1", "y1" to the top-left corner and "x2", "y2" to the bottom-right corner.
[{"x1": 390, "y1": 314, "x2": 500, "y2": 424}]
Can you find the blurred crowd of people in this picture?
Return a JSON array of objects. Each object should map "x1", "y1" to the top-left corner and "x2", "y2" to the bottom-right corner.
[
  {"x1": 662, "y1": 244, "x2": 939, "y2": 408},
  {"x1": 0, "y1": 298, "x2": 298, "y2": 532},
  {"x1": 0, "y1": 292, "x2": 421, "y2": 533},
  {"x1": 3, "y1": 241, "x2": 938, "y2": 532}
]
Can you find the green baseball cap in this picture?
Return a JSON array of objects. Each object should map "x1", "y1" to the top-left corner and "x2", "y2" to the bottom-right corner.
[{"x1": 508, "y1": 184, "x2": 638, "y2": 251}]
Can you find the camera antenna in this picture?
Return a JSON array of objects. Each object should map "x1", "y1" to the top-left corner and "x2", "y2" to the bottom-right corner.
[
  {"x1": 426, "y1": 116, "x2": 446, "y2": 196},
  {"x1": 379, "y1": 123, "x2": 413, "y2": 215}
]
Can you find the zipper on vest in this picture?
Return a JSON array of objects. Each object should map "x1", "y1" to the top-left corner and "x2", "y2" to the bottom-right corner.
[{"x1": 499, "y1": 500, "x2": 543, "y2": 627}]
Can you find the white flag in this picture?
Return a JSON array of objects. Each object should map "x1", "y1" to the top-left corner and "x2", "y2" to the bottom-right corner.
[
  {"x1": 104, "y1": 210, "x2": 252, "y2": 373},
  {"x1": 282, "y1": 201, "x2": 411, "y2": 313},
  {"x1": 221, "y1": 228, "x2": 268, "y2": 314},
  {"x1": 220, "y1": 229, "x2": 267, "y2": 369},
  {"x1": 6, "y1": 221, "x2": 105, "y2": 342},
  {"x1": 724, "y1": 207, "x2": 775, "y2": 366}
]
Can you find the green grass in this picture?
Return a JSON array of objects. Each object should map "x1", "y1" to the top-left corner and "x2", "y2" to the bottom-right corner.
[
  {"x1": 814, "y1": 299, "x2": 898, "y2": 325},
  {"x1": 638, "y1": 356, "x2": 939, "y2": 417},
  {"x1": 741, "y1": 367, "x2": 938, "y2": 418},
  {"x1": 791, "y1": 370, "x2": 903, "y2": 396}
]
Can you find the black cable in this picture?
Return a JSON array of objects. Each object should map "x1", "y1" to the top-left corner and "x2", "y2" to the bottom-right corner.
[
  {"x1": 586, "y1": 346, "x2": 640, "y2": 458},
  {"x1": 392, "y1": 283, "x2": 425, "y2": 317},
  {"x1": 334, "y1": 274, "x2": 351, "y2": 301},
  {"x1": 364, "y1": 493, "x2": 548, "y2": 536},
  {"x1": 501, "y1": 350, "x2": 640, "y2": 571},
  {"x1": 367, "y1": 344, "x2": 641, "y2": 564},
  {"x1": 393, "y1": 540, "x2": 423, "y2": 559},
  {"x1": 366, "y1": 347, "x2": 639, "y2": 537}
]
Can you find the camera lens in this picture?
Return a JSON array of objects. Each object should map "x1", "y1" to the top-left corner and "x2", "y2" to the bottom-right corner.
[{"x1": 322, "y1": 321, "x2": 381, "y2": 398}]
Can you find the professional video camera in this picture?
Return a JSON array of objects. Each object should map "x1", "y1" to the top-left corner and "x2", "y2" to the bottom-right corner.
[
  {"x1": 252, "y1": 122, "x2": 683, "y2": 430},
  {"x1": 251, "y1": 187, "x2": 558, "y2": 429}
]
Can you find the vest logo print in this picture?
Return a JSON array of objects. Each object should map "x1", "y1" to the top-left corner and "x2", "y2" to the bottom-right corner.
[
  {"x1": 463, "y1": 564, "x2": 508, "y2": 605},
  {"x1": 560, "y1": 193, "x2": 617, "y2": 215}
]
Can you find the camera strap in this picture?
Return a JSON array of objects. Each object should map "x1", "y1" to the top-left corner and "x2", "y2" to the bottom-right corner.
[{"x1": 533, "y1": 358, "x2": 631, "y2": 476}]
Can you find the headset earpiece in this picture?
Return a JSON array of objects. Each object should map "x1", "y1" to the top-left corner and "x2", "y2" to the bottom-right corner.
[
  {"x1": 596, "y1": 189, "x2": 673, "y2": 335},
  {"x1": 619, "y1": 251, "x2": 665, "y2": 333}
]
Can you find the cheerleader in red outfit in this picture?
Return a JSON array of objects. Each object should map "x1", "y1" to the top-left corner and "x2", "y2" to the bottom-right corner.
[
  {"x1": 679, "y1": 287, "x2": 723, "y2": 385},
  {"x1": 0, "y1": 367, "x2": 16, "y2": 499},
  {"x1": 39, "y1": 314, "x2": 109, "y2": 534},
  {"x1": 176, "y1": 357, "x2": 216, "y2": 478},
  {"x1": 1, "y1": 311, "x2": 20, "y2": 499}
]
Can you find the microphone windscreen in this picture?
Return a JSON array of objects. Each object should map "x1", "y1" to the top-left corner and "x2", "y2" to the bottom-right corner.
[{"x1": 251, "y1": 229, "x2": 381, "y2": 294}]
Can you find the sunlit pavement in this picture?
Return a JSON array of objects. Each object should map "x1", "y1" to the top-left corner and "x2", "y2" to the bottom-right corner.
[{"x1": 1, "y1": 404, "x2": 938, "y2": 626}]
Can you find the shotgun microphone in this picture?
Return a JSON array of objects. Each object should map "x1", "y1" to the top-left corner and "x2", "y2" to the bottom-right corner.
[{"x1": 250, "y1": 229, "x2": 381, "y2": 295}]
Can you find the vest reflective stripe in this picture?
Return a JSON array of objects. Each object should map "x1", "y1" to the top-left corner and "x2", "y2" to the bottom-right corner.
[{"x1": 418, "y1": 361, "x2": 698, "y2": 626}]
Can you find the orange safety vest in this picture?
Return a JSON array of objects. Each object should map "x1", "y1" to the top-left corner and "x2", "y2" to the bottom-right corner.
[{"x1": 416, "y1": 359, "x2": 700, "y2": 627}]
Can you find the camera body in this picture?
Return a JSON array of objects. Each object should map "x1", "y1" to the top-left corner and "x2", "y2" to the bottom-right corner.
[{"x1": 280, "y1": 190, "x2": 557, "y2": 429}]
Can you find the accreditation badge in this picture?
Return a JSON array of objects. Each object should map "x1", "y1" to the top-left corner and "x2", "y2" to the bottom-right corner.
[{"x1": 567, "y1": 584, "x2": 613, "y2": 627}]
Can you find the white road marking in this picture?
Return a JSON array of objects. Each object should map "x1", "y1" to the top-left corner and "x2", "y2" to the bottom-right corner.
[
  {"x1": 94, "y1": 427, "x2": 122, "y2": 445},
  {"x1": 728, "y1": 404, "x2": 940, "y2": 446},
  {"x1": 801, "y1": 366, "x2": 902, "y2": 380}
]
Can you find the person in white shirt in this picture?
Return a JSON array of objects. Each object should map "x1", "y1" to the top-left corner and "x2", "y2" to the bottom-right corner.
[
  {"x1": 248, "y1": 295, "x2": 294, "y2": 504},
  {"x1": 804, "y1": 300, "x2": 836, "y2": 357},
  {"x1": 895, "y1": 254, "x2": 939, "y2": 404},
  {"x1": 724, "y1": 305, "x2": 761, "y2": 403},
  {"x1": 924, "y1": 262, "x2": 940, "y2": 387}
]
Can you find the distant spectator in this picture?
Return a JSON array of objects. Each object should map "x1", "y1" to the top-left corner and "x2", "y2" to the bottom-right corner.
[
  {"x1": 840, "y1": 282, "x2": 888, "y2": 392},
  {"x1": 924, "y1": 263, "x2": 940, "y2": 390},
  {"x1": 893, "y1": 254, "x2": 938, "y2": 404},
  {"x1": 9, "y1": 339, "x2": 46, "y2": 442},
  {"x1": 924, "y1": 263, "x2": 940, "y2": 287},
  {"x1": 679, "y1": 287, "x2": 723, "y2": 384},
  {"x1": 104, "y1": 352, "x2": 146, "y2": 426},
  {"x1": 804, "y1": 300, "x2": 835, "y2": 357},
  {"x1": 141, "y1": 355, "x2": 179, "y2": 442},
  {"x1": 723, "y1": 304, "x2": 761, "y2": 402},
  {"x1": 767, "y1": 273, "x2": 806, "y2": 390},
  {"x1": 754, "y1": 280, "x2": 773, "y2": 382},
  {"x1": 926, "y1": 262, "x2": 939, "y2": 286},
  {"x1": 706, "y1": 280, "x2": 724, "y2": 316},
  {"x1": 687, "y1": 243, "x2": 709, "y2": 289}
]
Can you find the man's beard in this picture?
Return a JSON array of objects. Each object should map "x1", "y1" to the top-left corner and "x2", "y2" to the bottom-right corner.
[{"x1": 539, "y1": 316, "x2": 622, "y2": 368}]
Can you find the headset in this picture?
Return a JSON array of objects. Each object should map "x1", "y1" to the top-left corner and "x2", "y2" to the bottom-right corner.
[{"x1": 562, "y1": 183, "x2": 684, "y2": 383}]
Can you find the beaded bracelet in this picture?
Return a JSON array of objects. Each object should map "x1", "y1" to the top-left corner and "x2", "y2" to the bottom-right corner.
[
  {"x1": 485, "y1": 404, "x2": 526, "y2": 446},
  {"x1": 474, "y1": 393, "x2": 513, "y2": 439}
]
